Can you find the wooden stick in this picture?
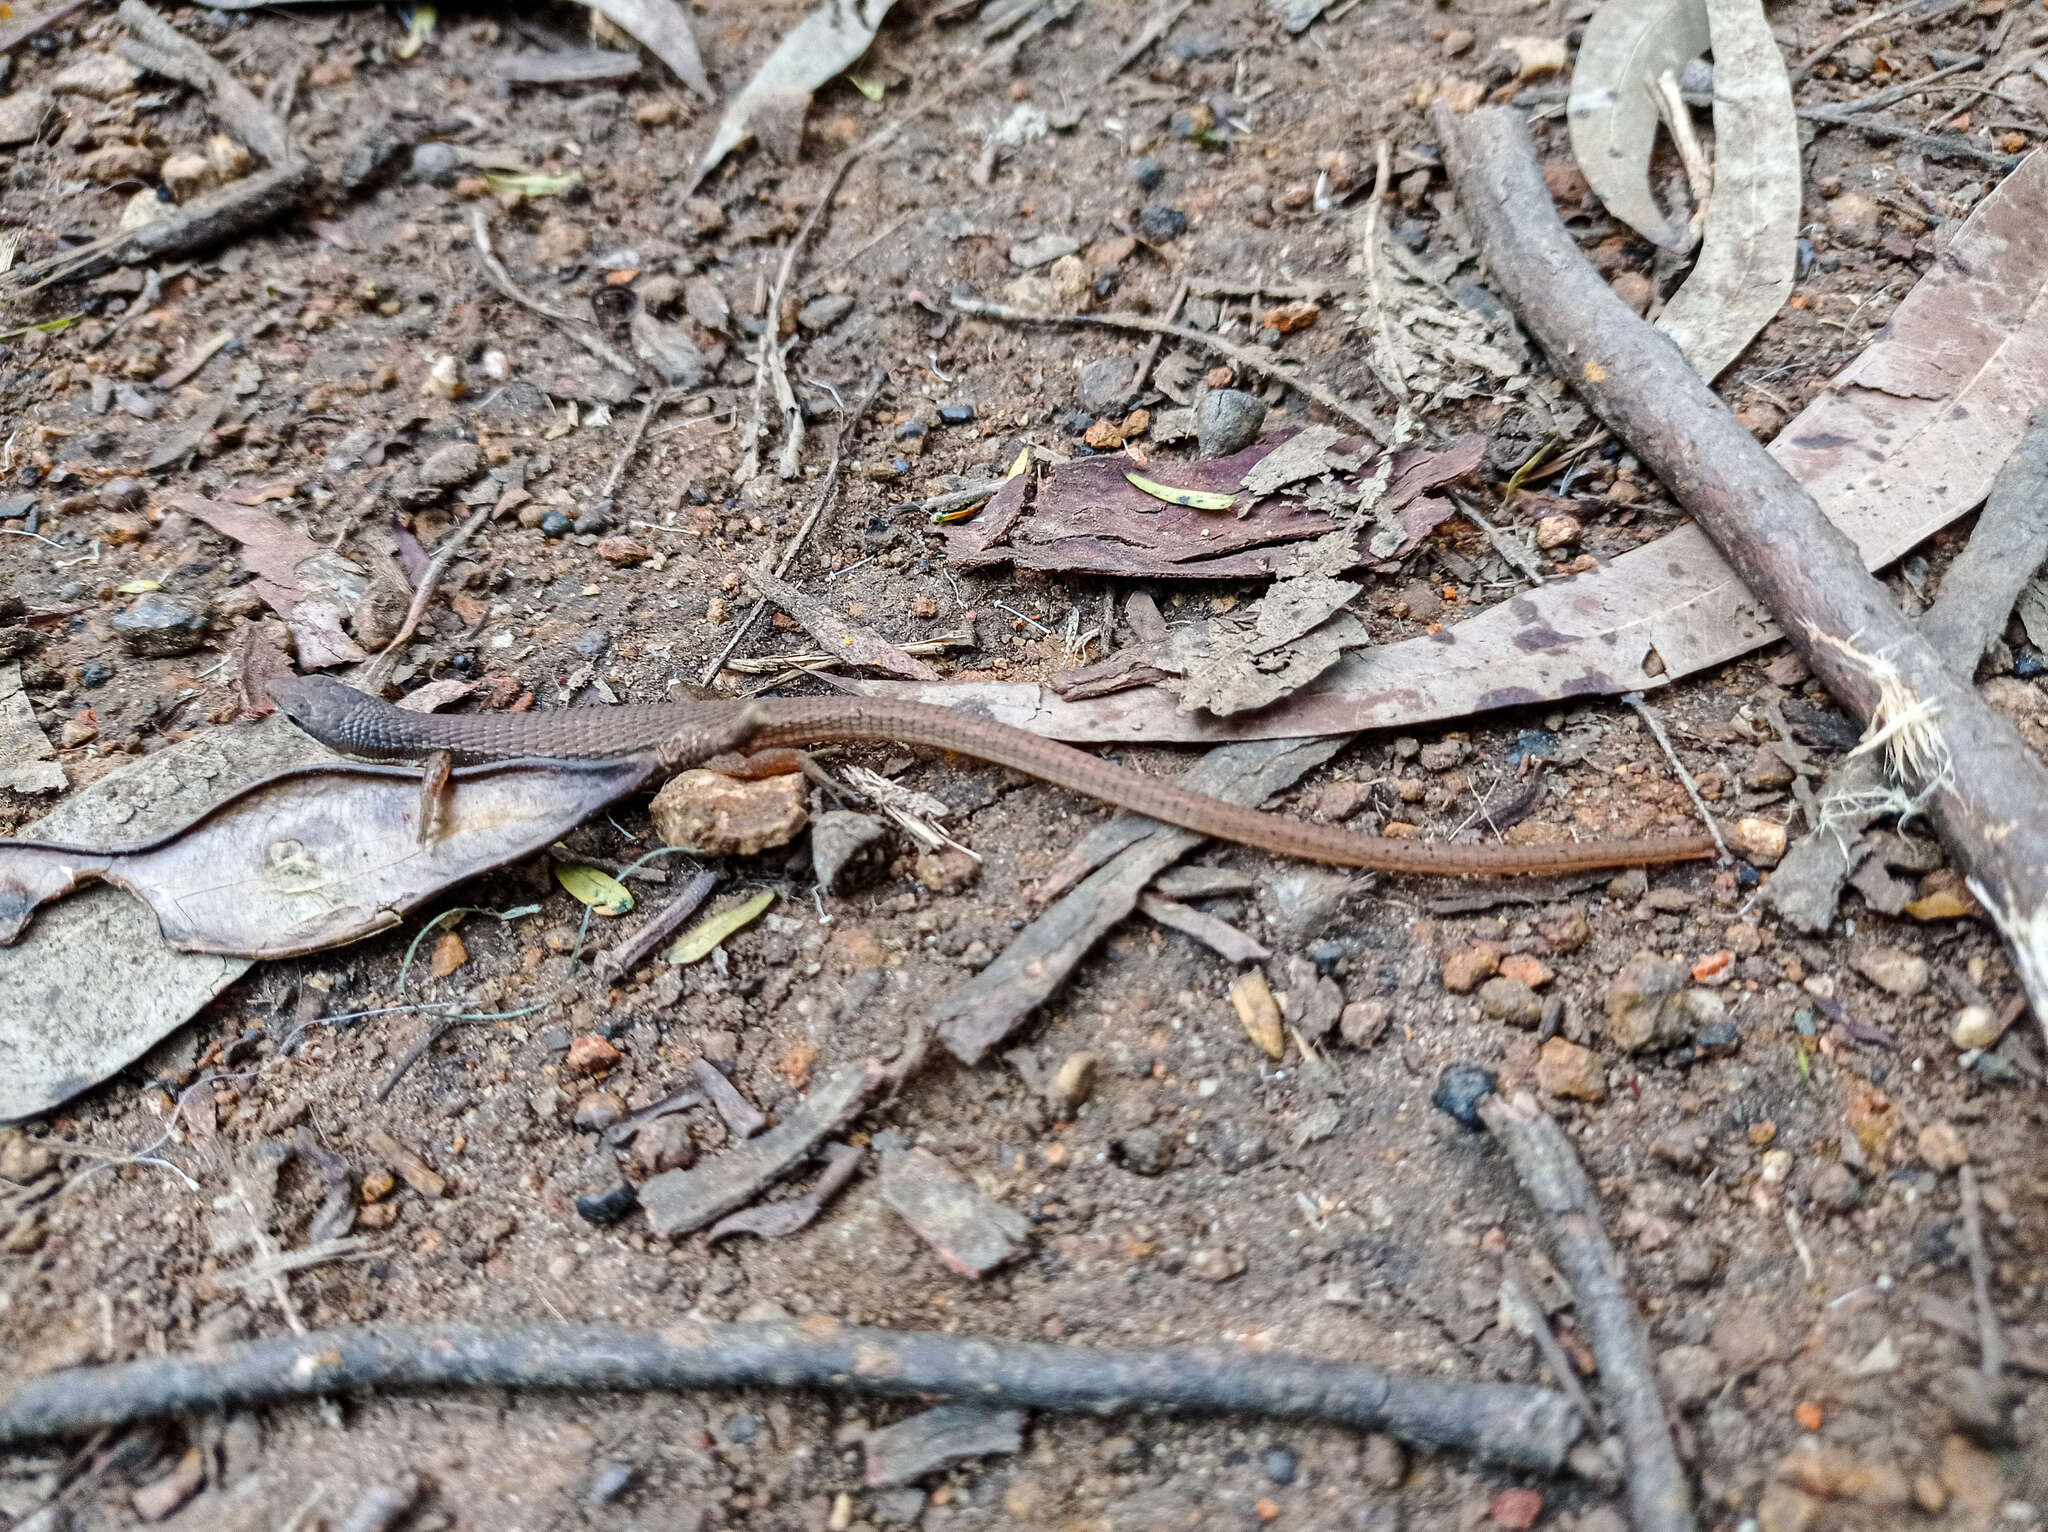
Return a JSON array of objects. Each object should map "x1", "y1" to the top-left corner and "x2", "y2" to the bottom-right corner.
[
  {"x1": 952, "y1": 295, "x2": 1388, "y2": 438},
  {"x1": 1767, "y1": 412, "x2": 2048, "y2": 933},
  {"x1": 0, "y1": 1320, "x2": 1582, "y2": 1469},
  {"x1": 116, "y1": 0, "x2": 290, "y2": 164},
  {"x1": 1959, "y1": 1165, "x2": 2009, "y2": 1379},
  {"x1": 1434, "y1": 102, "x2": 2048, "y2": 1038},
  {"x1": 1477, "y1": 1090, "x2": 1694, "y2": 1532}
]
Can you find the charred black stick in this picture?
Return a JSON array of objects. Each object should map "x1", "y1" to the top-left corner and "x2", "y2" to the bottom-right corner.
[
  {"x1": 1434, "y1": 102, "x2": 2048, "y2": 1041},
  {"x1": 0, "y1": 1320, "x2": 1582, "y2": 1469},
  {"x1": 1478, "y1": 1090, "x2": 1694, "y2": 1532}
]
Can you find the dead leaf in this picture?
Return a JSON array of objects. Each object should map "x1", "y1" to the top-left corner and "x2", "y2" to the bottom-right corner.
[
  {"x1": 745, "y1": 566, "x2": 941, "y2": 681},
  {"x1": 691, "y1": 0, "x2": 897, "y2": 188},
  {"x1": 0, "y1": 722, "x2": 327, "y2": 1121},
  {"x1": 396, "y1": 679, "x2": 479, "y2": 714},
  {"x1": 1653, "y1": 0, "x2": 1801, "y2": 381},
  {"x1": 867, "y1": 149, "x2": 2048, "y2": 744},
  {"x1": 943, "y1": 431, "x2": 1483, "y2": 581},
  {"x1": 1567, "y1": 0, "x2": 1711, "y2": 250},
  {"x1": 0, "y1": 752, "x2": 658, "y2": 958},
  {"x1": 586, "y1": 0, "x2": 712, "y2": 100},
  {"x1": 169, "y1": 494, "x2": 369, "y2": 637},
  {"x1": 1230, "y1": 968, "x2": 1285, "y2": 1058}
]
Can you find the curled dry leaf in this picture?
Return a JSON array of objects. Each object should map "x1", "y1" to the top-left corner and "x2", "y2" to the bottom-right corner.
[
  {"x1": 691, "y1": 0, "x2": 898, "y2": 189},
  {"x1": 1652, "y1": 0, "x2": 1801, "y2": 381},
  {"x1": 867, "y1": 149, "x2": 2048, "y2": 745},
  {"x1": 170, "y1": 494, "x2": 369, "y2": 669},
  {"x1": 0, "y1": 753, "x2": 658, "y2": 958},
  {"x1": 1566, "y1": 0, "x2": 1711, "y2": 250}
]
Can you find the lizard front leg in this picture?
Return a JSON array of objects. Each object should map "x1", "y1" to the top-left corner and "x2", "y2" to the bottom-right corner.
[{"x1": 655, "y1": 703, "x2": 772, "y2": 774}]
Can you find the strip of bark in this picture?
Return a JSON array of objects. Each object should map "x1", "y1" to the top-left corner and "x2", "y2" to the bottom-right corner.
[
  {"x1": 595, "y1": 868, "x2": 718, "y2": 980},
  {"x1": 1478, "y1": 1090, "x2": 1694, "y2": 1532},
  {"x1": 1434, "y1": 102, "x2": 2048, "y2": 1038},
  {"x1": 1768, "y1": 411, "x2": 2048, "y2": 931},
  {"x1": 934, "y1": 736, "x2": 1347, "y2": 1065},
  {"x1": 0, "y1": 1320, "x2": 1580, "y2": 1469}
]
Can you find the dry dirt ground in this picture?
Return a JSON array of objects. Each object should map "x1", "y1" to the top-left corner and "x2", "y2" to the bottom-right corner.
[{"x1": 2, "y1": 0, "x2": 2047, "y2": 1529}]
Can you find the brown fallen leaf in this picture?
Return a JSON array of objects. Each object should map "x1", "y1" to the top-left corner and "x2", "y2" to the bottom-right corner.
[
  {"x1": 943, "y1": 433, "x2": 1484, "y2": 581},
  {"x1": 0, "y1": 752, "x2": 658, "y2": 958},
  {"x1": 875, "y1": 149, "x2": 2048, "y2": 744},
  {"x1": 171, "y1": 494, "x2": 370, "y2": 669}
]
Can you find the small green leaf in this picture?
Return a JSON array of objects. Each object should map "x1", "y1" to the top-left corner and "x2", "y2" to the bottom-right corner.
[
  {"x1": 485, "y1": 169, "x2": 576, "y2": 199},
  {"x1": 395, "y1": 4, "x2": 437, "y2": 60},
  {"x1": 117, "y1": 579, "x2": 161, "y2": 594},
  {"x1": 1124, "y1": 470, "x2": 1235, "y2": 511},
  {"x1": 555, "y1": 861, "x2": 633, "y2": 917},
  {"x1": 665, "y1": 889, "x2": 775, "y2": 965},
  {"x1": 846, "y1": 72, "x2": 884, "y2": 100}
]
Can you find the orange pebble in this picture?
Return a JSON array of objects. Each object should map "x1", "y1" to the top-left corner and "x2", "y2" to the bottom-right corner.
[
  {"x1": 1255, "y1": 1500, "x2": 1281, "y2": 1522},
  {"x1": 1795, "y1": 1400, "x2": 1824, "y2": 1431},
  {"x1": 1692, "y1": 950, "x2": 1734, "y2": 984}
]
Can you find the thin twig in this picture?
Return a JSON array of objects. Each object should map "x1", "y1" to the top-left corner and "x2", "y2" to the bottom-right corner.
[
  {"x1": 1125, "y1": 276, "x2": 1188, "y2": 411},
  {"x1": 798, "y1": 208, "x2": 918, "y2": 296},
  {"x1": 1501, "y1": 1256, "x2": 1600, "y2": 1433},
  {"x1": 1959, "y1": 1165, "x2": 2008, "y2": 1379},
  {"x1": 602, "y1": 388, "x2": 672, "y2": 498},
  {"x1": 951, "y1": 295, "x2": 1388, "y2": 438},
  {"x1": 1826, "y1": 52, "x2": 1986, "y2": 115},
  {"x1": 362, "y1": 502, "x2": 493, "y2": 689},
  {"x1": 747, "y1": 145, "x2": 872, "y2": 485},
  {"x1": 1358, "y1": 139, "x2": 1412, "y2": 408},
  {"x1": 1102, "y1": 0, "x2": 1192, "y2": 80},
  {"x1": 1794, "y1": 105, "x2": 2021, "y2": 168},
  {"x1": 0, "y1": 1320, "x2": 1582, "y2": 1469},
  {"x1": 1788, "y1": 0, "x2": 1967, "y2": 84},
  {"x1": 469, "y1": 208, "x2": 648, "y2": 384},
  {"x1": 702, "y1": 371, "x2": 889, "y2": 687},
  {"x1": 596, "y1": 868, "x2": 718, "y2": 980},
  {"x1": 1451, "y1": 493, "x2": 1547, "y2": 587},
  {"x1": 1783, "y1": 1205, "x2": 1816, "y2": 1282},
  {"x1": 1476, "y1": 1089, "x2": 1695, "y2": 1532},
  {"x1": 1623, "y1": 691, "x2": 1731, "y2": 861}
]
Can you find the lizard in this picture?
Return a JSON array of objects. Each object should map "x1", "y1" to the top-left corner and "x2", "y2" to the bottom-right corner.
[{"x1": 267, "y1": 671, "x2": 1717, "y2": 878}]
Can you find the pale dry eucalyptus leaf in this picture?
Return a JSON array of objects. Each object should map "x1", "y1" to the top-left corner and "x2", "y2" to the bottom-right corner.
[
  {"x1": 692, "y1": 0, "x2": 898, "y2": 188},
  {"x1": 1652, "y1": 0, "x2": 1801, "y2": 380},
  {"x1": 1567, "y1": 0, "x2": 1711, "y2": 250}
]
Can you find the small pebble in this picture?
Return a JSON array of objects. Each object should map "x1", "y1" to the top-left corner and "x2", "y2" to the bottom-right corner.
[
  {"x1": 575, "y1": 1181, "x2": 638, "y2": 1224},
  {"x1": 78, "y1": 657, "x2": 115, "y2": 688},
  {"x1": 1262, "y1": 1448, "x2": 1297, "y2": 1486},
  {"x1": 111, "y1": 592, "x2": 211, "y2": 657},
  {"x1": 411, "y1": 140, "x2": 461, "y2": 184},
  {"x1": 1129, "y1": 156, "x2": 1165, "y2": 190},
  {"x1": 723, "y1": 1411, "x2": 759, "y2": 1444},
  {"x1": 938, "y1": 403, "x2": 976, "y2": 425},
  {"x1": 1194, "y1": 387, "x2": 1266, "y2": 458},
  {"x1": 1137, "y1": 203, "x2": 1188, "y2": 240},
  {"x1": 586, "y1": 1463, "x2": 633, "y2": 1505},
  {"x1": 1432, "y1": 1063, "x2": 1498, "y2": 1129},
  {"x1": 1115, "y1": 1128, "x2": 1172, "y2": 1176},
  {"x1": 540, "y1": 509, "x2": 573, "y2": 537}
]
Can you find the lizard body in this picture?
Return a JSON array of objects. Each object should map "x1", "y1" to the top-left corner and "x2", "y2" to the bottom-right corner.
[{"x1": 269, "y1": 672, "x2": 1715, "y2": 878}]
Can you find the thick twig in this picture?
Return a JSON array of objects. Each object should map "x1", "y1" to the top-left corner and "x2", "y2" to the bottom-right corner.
[
  {"x1": 595, "y1": 868, "x2": 718, "y2": 979},
  {"x1": 0, "y1": 161, "x2": 320, "y2": 300},
  {"x1": 0, "y1": 1320, "x2": 1581, "y2": 1468},
  {"x1": 1436, "y1": 102, "x2": 2048, "y2": 1036},
  {"x1": 702, "y1": 371, "x2": 888, "y2": 687},
  {"x1": 1477, "y1": 1090, "x2": 1694, "y2": 1532},
  {"x1": 1501, "y1": 1256, "x2": 1600, "y2": 1434},
  {"x1": 1767, "y1": 412, "x2": 2048, "y2": 933},
  {"x1": 116, "y1": 0, "x2": 290, "y2": 164},
  {"x1": 362, "y1": 502, "x2": 492, "y2": 689},
  {"x1": 952, "y1": 295, "x2": 1388, "y2": 439},
  {"x1": 469, "y1": 208, "x2": 648, "y2": 385},
  {"x1": 1959, "y1": 1166, "x2": 2008, "y2": 1379},
  {"x1": 1622, "y1": 691, "x2": 1731, "y2": 860}
]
